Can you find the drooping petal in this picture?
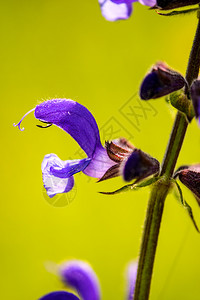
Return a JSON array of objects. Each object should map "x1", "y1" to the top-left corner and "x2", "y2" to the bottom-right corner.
[
  {"x1": 42, "y1": 154, "x2": 91, "y2": 197},
  {"x1": 35, "y1": 99, "x2": 102, "y2": 158},
  {"x1": 39, "y1": 291, "x2": 80, "y2": 300},
  {"x1": 99, "y1": 0, "x2": 133, "y2": 21},
  {"x1": 122, "y1": 149, "x2": 160, "y2": 182},
  {"x1": 59, "y1": 260, "x2": 101, "y2": 300},
  {"x1": 83, "y1": 146, "x2": 115, "y2": 178},
  {"x1": 126, "y1": 261, "x2": 138, "y2": 300}
]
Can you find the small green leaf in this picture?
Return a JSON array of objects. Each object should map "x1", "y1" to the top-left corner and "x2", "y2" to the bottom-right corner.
[{"x1": 99, "y1": 177, "x2": 159, "y2": 195}]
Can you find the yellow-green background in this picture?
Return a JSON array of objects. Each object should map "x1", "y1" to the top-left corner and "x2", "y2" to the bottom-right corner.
[{"x1": 1, "y1": 1, "x2": 200, "y2": 299}]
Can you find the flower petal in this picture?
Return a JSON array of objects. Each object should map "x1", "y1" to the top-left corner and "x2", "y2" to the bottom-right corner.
[
  {"x1": 39, "y1": 291, "x2": 80, "y2": 300},
  {"x1": 35, "y1": 99, "x2": 102, "y2": 158},
  {"x1": 42, "y1": 154, "x2": 90, "y2": 197},
  {"x1": 99, "y1": 0, "x2": 133, "y2": 21},
  {"x1": 126, "y1": 261, "x2": 138, "y2": 300},
  {"x1": 83, "y1": 146, "x2": 115, "y2": 178},
  {"x1": 59, "y1": 260, "x2": 101, "y2": 300}
]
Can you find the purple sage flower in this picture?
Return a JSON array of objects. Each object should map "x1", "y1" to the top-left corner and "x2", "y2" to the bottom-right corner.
[
  {"x1": 98, "y1": 0, "x2": 156, "y2": 21},
  {"x1": 14, "y1": 99, "x2": 159, "y2": 197},
  {"x1": 39, "y1": 259, "x2": 138, "y2": 300},
  {"x1": 14, "y1": 99, "x2": 117, "y2": 198}
]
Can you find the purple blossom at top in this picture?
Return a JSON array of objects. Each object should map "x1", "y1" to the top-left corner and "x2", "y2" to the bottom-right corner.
[
  {"x1": 98, "y1": 0, "x2": 156, "y2": 21},
  {"x1": 38, "y1": 259, "x2": 138, "y2": 300}
]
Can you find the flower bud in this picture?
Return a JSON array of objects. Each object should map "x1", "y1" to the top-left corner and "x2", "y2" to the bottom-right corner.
[
  {"x1": 175, "y1": 164, "x2": 200, "y2": 205},
  {"x1": 140, "y1": 62, "x2": 186, "y2": 100},
  {"x1": 122, "y1": 149, "x2": 160, "y2": 182},
  {"x1": 155, "y1": 0, "x2": 199, "y2": 10},
  {"x1": 190, "y1": 79, "x2": 200, "y2": 119}
]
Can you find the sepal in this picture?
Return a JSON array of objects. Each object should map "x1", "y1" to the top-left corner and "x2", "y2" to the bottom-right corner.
[{"x1": 99, "y1": 176, "x2": 159, "y2": 195}]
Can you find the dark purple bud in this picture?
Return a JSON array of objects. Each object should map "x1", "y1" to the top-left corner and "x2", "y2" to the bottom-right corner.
[
  {"x1": 122, "y1": 149, "x2": 160, "y2": 182},
  {"x1": 140, "y1": 62, "x2": 186, "y2": 100},
  {"x1": 155, "y1": 0, "x2": 199, "y2": 10},
  {"x1": 175, "y1": 164, "x2": 200, "y2": 206},
  {"x1": 190, "y1": 79, "x2": 200, "y2": 119}
]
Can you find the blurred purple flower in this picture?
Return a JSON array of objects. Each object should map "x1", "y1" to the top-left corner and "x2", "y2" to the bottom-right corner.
[
  {"x1": 98, "y1": 0, "x2": 156, "y2": 21},
  {"x1": 59, "y1": 260, "x2": 101, "y2": 300},
  {"x1": 39, "y1": 259, "x2": 138, "y2": 300},
  {"x1": 126, "y1": 261, "x2": 138, "y2": 300},
  {"x1": 39, "y1": 291, "x2": 80, "y2": 300}
]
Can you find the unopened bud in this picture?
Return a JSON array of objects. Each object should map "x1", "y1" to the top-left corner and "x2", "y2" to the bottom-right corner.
[
  {"x1": 175, "y1": 164, "x2": 200, "y2": 205},
  {"x1": 140, "y1": 62, "x2": 186, "y2": 100},
  {"x1": 122, "y1": 149, "x2": 160, "y2": 182}
]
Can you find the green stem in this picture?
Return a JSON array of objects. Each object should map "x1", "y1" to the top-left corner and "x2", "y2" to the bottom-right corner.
[{"x1": 133, "y1": 15, "x2": 200, "y2": 300}]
